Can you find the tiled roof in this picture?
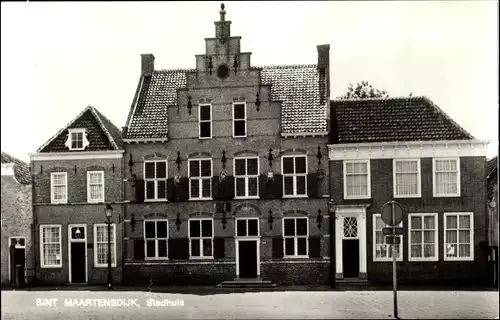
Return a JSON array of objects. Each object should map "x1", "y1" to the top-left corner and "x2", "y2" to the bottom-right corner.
[
  {"x1": 38, "y1": 106, "x2": 123, "y2": 153},
  {"x1": 260, "y1": 65, "x2": 328, "y2": 135},
  {"x1": 1, "y1": 151, "x2": 31, "y2": 184},
  {"x1": 124, "y1": 65, "x2": 328, "y2": 139},
  {"x1": 487, "y1": 156, "x2": 498, "y2": 201},
  {"x1": 332, "y1": 96, "x2": 475, "y2": 143},
  {"x1": 125, "y1": 70, "x2": 193, "y2": 140}
]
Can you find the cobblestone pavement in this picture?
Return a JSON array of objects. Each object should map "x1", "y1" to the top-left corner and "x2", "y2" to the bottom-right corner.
[{"x1": 1, "y1": 290, "x2": 498, "y2": 319}]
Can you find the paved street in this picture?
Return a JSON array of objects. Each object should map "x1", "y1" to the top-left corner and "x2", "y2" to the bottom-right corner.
[{"x1": 1, "y1": 290, "x2": 498, "y2": 319}]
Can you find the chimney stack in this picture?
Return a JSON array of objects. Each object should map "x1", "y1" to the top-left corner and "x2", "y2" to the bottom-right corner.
[
  {"x1": 141, "y1": 54, "x2": 155, "y2": 76},
  {"x1": 317, "y1": 44, "x2": 330, "y2": 71}
]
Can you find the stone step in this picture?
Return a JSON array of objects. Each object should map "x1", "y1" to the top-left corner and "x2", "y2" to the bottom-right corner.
[{"x1": 217, "y1": 279, "x2": 277, "y2": 288}]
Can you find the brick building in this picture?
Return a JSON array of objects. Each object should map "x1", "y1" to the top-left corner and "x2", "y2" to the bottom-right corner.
[
  {"x1": 486, "y1": 156, "x2": 498, "y2": 287},
  {"x1": 1, "y1": 152, "x2": 32, "y2": 286},
  {"x1": 30, "y1": 106, "x2": 124, "y2": 285},
  {"x1": 121, "y1": 5, "x2": 331, "y2": 286},
  {"x1": 328, "y1": 97, "x2": 490, "y2": 286}
]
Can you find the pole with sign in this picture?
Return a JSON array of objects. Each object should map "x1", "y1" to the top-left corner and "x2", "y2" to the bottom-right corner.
[{"x1": 381, "y1": 200, "x2": 404, "y2": 320}]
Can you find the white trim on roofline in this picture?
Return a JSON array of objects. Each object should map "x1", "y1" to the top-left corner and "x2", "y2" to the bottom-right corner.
[
  {"x1": 123, "y1": 138, "x2": 169, "y2": 144},
  {"x1": 327, "y1": 140, "x2": 489, "y2": 161},
  {"x1": 281, "y1": 131, "x2": 328, "y2": 138},
  {"x1": 30, "y1": 150, "x2": 124, "y2": 161}
]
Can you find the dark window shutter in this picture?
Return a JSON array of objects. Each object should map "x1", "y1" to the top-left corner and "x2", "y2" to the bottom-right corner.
[
  {"x1": 167, "y1": 178, "x2": 175, "y2": 201},
  {"x1": 307, "y1": 173, "x2": 319, "y2": 198},
  {"x1": 308, "y1": 236, "x2": 321, "y2": 258},
  {"x1": 214, "y1": 237, "x2": 225, "y2": 259},
  {"x1": 212, "y1": 176, "x2": 220, "y2": 200},
  {"x1": 273, "y1": 174, "x2": 283, "y2": 199},
  {"x1": 223, "y1": 176, "x2": 234, "y2": 200},
  {"x1": 168, "y1": 238, "x2": 190, "y2": 260},
  {"x1": 259, "y1": 175, "x2": 268, "y2": 199},
  {"x1": 272, "y1": 237, "x2": 284, "y2": 258},
  {"x1": 134, "y1": 239, "x2": 145, "y2": 260},
  {"x1": 126, "y1": 180, "x2": 137, "y2": 203},
  {"x1": 177, "y1": 178, "x2": 190, "y2": 202},
  {"x1": 135, "y1": 179, "x2": 145, "y2": 203}
]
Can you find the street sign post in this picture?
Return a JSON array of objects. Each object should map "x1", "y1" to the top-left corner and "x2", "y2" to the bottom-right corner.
[{"x1": 380, "y1": 200, "x2": 405, "y2": 320}]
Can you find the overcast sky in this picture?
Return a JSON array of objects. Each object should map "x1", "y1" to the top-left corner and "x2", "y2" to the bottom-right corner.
[{"x1": 1, "y1": 1, "x2": 498, "y2": 162}]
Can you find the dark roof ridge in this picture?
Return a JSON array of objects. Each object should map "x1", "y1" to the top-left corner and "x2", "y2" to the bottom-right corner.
[{"x1": 332, "y1": 96, "x2": 427, "y2": 103}]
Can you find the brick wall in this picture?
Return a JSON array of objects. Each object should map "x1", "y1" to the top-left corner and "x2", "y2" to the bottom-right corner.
[
  {"x1": 329, "y1": 156, "x2": 489, "y2": 285},
  {"x1": 32, "y1": 157, "x2": 124, "y2": 285},
  {"x1": 1, "y1": 176, "x2": 32, "y2": 285}
]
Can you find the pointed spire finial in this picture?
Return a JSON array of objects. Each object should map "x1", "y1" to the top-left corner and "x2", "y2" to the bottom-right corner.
[{"x1": 220, "y1": 3, "x2": 226, "y2": 21}]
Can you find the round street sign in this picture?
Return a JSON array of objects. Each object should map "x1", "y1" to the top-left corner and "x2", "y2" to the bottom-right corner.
[{"x1": 381, "y1": 201, "x2": 404, "y2": 226}]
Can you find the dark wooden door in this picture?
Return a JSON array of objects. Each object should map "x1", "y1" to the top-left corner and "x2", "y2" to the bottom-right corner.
[
  {"x1": 13, "y1": 248, "x2": 25, "y2": 284},
  {"x1": 71, "y1": 243, "x2": 86, "y2": 283},
  {"x1": 342, "y1": 239, "x2": 360, "y2": 278},
  {"x1": 238, "y1": 241, "x2": 257, "y2": 278}
]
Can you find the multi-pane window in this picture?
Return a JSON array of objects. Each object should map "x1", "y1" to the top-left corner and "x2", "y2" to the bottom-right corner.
[
  {"x1": 394, "y1": 159, "x2": 421, "y2": 198},
  {"x1": 344, "y1": 160, "x2": 371, "y2": 199},
  {"x1": 282, "y1": 156, "x2": 307, "y2": 197},
  {"x1": 51, "y1": 172, "x2": 68, "y2": 204},
  {"x1": 433, "y1": 158, "x2": 460, "y2": 197},
  {"x1": 234, "y1": 157, "x2": 259, "y2": 198},
  {"x1": 40, "y1": 225, "x2": 62, "y2": 267},
  {"x1": 189, "y1": 219, "x2": 213, "y2": 258},
  {"x1": 144, "y1": 220, "x2": 168, "y2": 259},
  {"x1": 444, "y1": 212, "x2": 474, "y2": 261},
  {"x1": 373, "y1": 214, "x2": 403, "y2": 261},
  {"x1": 87, "y1": 171, "x2": 104, "y2": 203},
  {"x1": 199, "y1": 104, "x2": 212, "y2": 139},
  {"x1": 236, "y1": 218, "x2": 259, "y2": 237},
  {"x1": 71, "y1": 131, "x2": 83, "y2": 149},
  {"x1": 283, "y1": 217, "x2": 308, "y2": 257},
  {"x1": 94, "y1": 224, "x2": 116, "y2": 267},
  {"x1": 409, "y1": 213, "x2": 438, "y2": 261},
  {"x1": 233, "y1": 103, "x2": 247, "y2": 137},
  {"x1": 189, "y1": 159, "x2": 212, "y2": 199},
  {"x1": 144, "y1": 161, "x2": 167, "y2": 201}
]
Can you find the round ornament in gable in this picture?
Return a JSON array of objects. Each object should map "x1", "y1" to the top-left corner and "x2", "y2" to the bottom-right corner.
[{"x1": 217, "y1": 64, "x2": 229, "y2": 79}]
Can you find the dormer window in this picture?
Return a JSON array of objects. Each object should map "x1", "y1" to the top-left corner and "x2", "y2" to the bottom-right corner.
[{"x1": 65, "y1": 128, "x2": 89, "y2": 151}]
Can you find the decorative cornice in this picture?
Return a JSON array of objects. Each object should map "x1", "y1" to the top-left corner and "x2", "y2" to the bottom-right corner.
[
  {"x1": 281, "y1": 131, "x2": 328, "y2": 138},
  {"x1": 327, "y1": 140, "x2": 489, "y2": 161},
  {"x1": 123, "y1": 138, "x2": 168, "y2": 144},
  {"x1": 30, "y1": 150, "x2": 124, "y2": 161}
]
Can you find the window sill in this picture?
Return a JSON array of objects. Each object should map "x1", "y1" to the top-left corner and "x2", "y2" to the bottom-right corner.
[
  {"x1": 198, "y1": 137, "x2": 212, "y2": 140},
  {"x1": 144, "y1": 199, "x2": 169, "y2": 203},
  {"x1": 234, "y1": 196, "x2": 260, "y2": 200},
  {"x1": 408, "y1": 257, "x2": 439, "y2": 262},
  {"x1": 443, "y1": 256, "x2": 474, "y2": 261},
  {"x1": 50, "y1": 202, "x2": 68, "y2": 205},
  {"x1": 40, "y1": 265, "x2": 62, "y2": 269},
  {"x1": 433, "y1": 194, "x2": 461, "y2": 198},
  {"x1": 188, "y1": 198, "x2": 213, "y2": 201},
  {"x1": 393, "y1": 194, "x2": 421, "y2": 199},
  {"x1": 189, "y1": 256, "x2": 214, "y2": 260},
  {"x1": 94, "y1": 264, "x2": 118, "y2": 268},
  {"x1": 145, "y1": 257, "x2": 169, "y2": 261},
  {"x1": 282, "y1": 195, "x2": 308, "y2": 199},
  {"x1": 87, "y1": 200, "x2": 105, "y2": 204},
  {"x1": 344, "y1": 196, "x2": 371, "y2": 200},
  {"x1": 284, "y1": 255, "x2": 309, "y2": 259},
  {"x1": 373, "y1": 259, "x2": 403, "y2": 262},
  {"x1": 233, "y1": 135, "x2": 247, "y2": 139}
]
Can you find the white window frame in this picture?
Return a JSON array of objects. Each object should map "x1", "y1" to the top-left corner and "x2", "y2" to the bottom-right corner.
[
  {"x1": 232, "y1": 102, "x2": 247, "y2": 138},
  {"x1": 40, "y1": 225, "x2": 62, "y2": 268},
  {"x1": 343, "y1": 160, "x2": 371, "y2": 199},
  {"x1": 86, "y1": 171, "x2": 105, "y2": 203},
  {"x1": 281, "y1": 155, "x2": 308, "y2": 198},
  {"x1": 443, "y1": 212, "x2": 474, "y2": 261},
  {"x1": 283, "y1": 217, "x2": 309, "y2": 258},
  {"x1": 144, "y1": 219, "x2": 169, "y2": 260},
  {"x1": 372, "y1": 214, "x2": 403, "y2": 262},
  {"x1": 198, "y1": 104, "x2": 212, "y2": 139},
  {"x1": 93, "y1": 223, "x2": 117, "y2": 267},
  {"x1": 188, "y1": 218, "x2": 214, "y2": 259},
  {"x1": 68, "y1": 128, "x2": 86, "y2": 150},
  {"x1": 233, "y1": 156, "x2": 259, "y2": 199},
  {"x1": 408, "y1": 213, "x2": 439, "y2": 262},
  {"x1": 393, "y1": 159, "x2": 421, "y2": 198},
  {"x1": 433, "y1": 157, "x2": 461, "y2": 197},
  {"x1": 235, "y1": 217, "x2": 260, "y2": 237},
  {"x1": 50, "y1": 172, "x2": 68, "y2": 204},
  {"x1": 143, "y1": 160, "x2": 168, "y2": 202},
  {"x1": 188, "y1": 158, "x2": 213, "y2": 200}
]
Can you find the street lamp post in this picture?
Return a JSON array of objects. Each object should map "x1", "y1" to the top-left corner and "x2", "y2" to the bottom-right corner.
[
  {"x1": 105, "y1": 204, "x2": 113, "y2": 289},
  {"x1": 328, "y1": 199, "x2": 336, "y2": 288}
]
